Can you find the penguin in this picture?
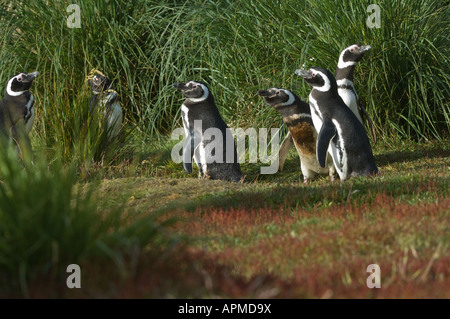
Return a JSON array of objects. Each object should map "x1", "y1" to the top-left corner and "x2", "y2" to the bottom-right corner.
[
  {"x1": 0, "y1": 71, "x2": 40, "y2": 160},
  {"x1": 278, "y1": 44, "x2": 376, "y2": 169},
  {"x1": 257, "y1": 88, "x2": 335, "y2": 183},
  {"x1": 88, "y1": 70, "x2": 123, "y2": 141},
  {"x1": 295, "y1": 67, "x2": 378, "y2": 181},
  {"x1": 336, "y1": 44, "x2": 377, "y2": 143},
  {"x1": 173, "y1": 81, "x2": 243, "y2": 182}
]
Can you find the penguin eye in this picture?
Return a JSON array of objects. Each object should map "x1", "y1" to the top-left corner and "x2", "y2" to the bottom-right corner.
[
  {"x1": 192, "y1": 84, "x2": 198, "y2": 89},
  {"x1": 350, "y1": 48, "x2": 355, "y2": 52},
  {"x1": 276, "y1": 91, "x2": 280, "y2": 95},
  {"x1": 17, "y1": 76, "x2": 22, "y2": 82},
  {"x1": 312, "y1": 73, "x2": 316, "y2": 77}
]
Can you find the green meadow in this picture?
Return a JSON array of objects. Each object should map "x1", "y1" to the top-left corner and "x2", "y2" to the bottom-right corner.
[{"x1": 0, "y1": 0, "x2": 448, "y2": 298}]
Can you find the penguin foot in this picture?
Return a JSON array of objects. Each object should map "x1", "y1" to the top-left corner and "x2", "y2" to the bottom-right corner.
[{"x1": 329, "y1": 173, "x2": 338, "y2": 183}]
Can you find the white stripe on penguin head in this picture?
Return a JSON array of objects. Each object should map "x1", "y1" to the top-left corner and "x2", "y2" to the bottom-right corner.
[
  {"x1": 337, "y1": 45, "x2": 358, "y2": 69},
  {"x1": 6, "y1": 74, "x2": 26, "y2": 97},
  {"x1": 312, "y1": 70, "x2": 331, "y2": 92},
  {"x1": 281, "y1": 89, "x2": 295, "y2": 106},
  {"x1": 188, "y1": 81, "x2": 209, "y2": 103}
]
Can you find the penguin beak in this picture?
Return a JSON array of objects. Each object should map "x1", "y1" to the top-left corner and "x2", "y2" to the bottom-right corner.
[
  {"x1": 257, "y1": 90, "x2": 271, "y2": 97},
  {"x1": 22, "y1": 71, "x2": 40, "y2": 82},
  {"x1": 358, "y1": 45, "x2": 372, "y2": 53},
  {"x1": 173, "y1": 82, "x2": 186, "y2": 90},
  {"x1": 295, "y1": 69, "x2": 313, "y2": 79}
]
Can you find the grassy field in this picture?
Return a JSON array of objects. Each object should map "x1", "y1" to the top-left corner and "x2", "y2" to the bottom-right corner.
[
  {"x1": 84, "y1": 137, "x2": 449, "y2": 298},
  {"x1": 0, "y1": 0, "x2": 449, "y2": 298},
  {"x1": 2, "y1": 136, "x2": 448, "y2": 298}
]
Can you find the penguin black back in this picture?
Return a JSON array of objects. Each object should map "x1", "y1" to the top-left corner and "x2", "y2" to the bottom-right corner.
[
  {"x1": 173, "y1": 81, "x2": 243, "y2": 182},
  {"x1": 88, "y1": 70, "x2": 123, "y2": 141},
  {"x1": 335, "y1": 44, "x2": 377, "y2": 143},
  {"x1": 0, "y1": 71, "x2": 39, "y2": 161},
  {"x1": 295, "y1": 67, "x2": 378, "y2": 180},
  {"x1": 173, "y1": 81, "x2": 226, "y2": 130}
]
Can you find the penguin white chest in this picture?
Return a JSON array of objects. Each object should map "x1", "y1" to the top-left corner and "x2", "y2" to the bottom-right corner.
[
  {"x1": 181, "y1": 104, "x2": 190, "y2": 136},
  {"x1": 308, "y1": 95, "x2": 323, "y2": 133},
  {"x1": 106, "y1": 102, "x2": 123, "y2": 139},
  {"x1": 336, "y1": 79, "x2": 362, "y2": 124},
  {"x1": 181, "y1": 104, "x2": 203, "y2": 171},
  {"x1": 329, "y1": 119, "x2": 348, "y2": 180},
  {"x1": 101, "y1": 96, "x2": 122, "y2": 139},
  {"x1": 338, "y1": 88, "x2": 362, "y2": 124}
]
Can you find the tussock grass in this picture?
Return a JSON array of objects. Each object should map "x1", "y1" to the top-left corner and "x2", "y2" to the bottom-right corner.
[
  {"x1": 0, "y1": 146, "x2": 178, "y2": 297},
  {"x1": 0, "y1": 0, "x2": 447, "y2": 158},
  {"x1": 83, "y1": 138, "x2": 449, "y2": 298}
]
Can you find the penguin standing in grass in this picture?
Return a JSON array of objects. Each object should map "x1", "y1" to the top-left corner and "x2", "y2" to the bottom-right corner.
[
  {"x1": 173, "y1": 81, "x2": 243, "y2": 182},
  {"x1": 0, "y1": 71, "x2": 40, "y2": 160},
  {"x1": 336, "y1": 44, "x2": 377, "y2": 143},
  {"x1": 295, "y1": 67, "x2": 378, "y2": 181},
  {"x1": 88, "y1": 70, "x2": 123, "y2": 141},
  {"x1": 278, "y1": 44, "x2": 376, "y2": 169},
  {"x1": 258, "y1": 88, "x2": 335, "y2": 183}
]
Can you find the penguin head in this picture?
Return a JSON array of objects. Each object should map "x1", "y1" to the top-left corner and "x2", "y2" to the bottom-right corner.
[
  {"x1": 173, "y1": 81, "x2": 209, "y2": 101},
  {"x1": 257, "y1": 88, "x2": 295, "y2": 108},
  {"x1": 90, "y1": 72, "x2": 113, "y2": 94},
  {"x1": 6, "y1": 71, "x2": 40, "y2": 96},
  {"x1": 295, "y1": 67, "x2": 336, "y2": 92},
  {"x1": 338, "y1": 44, "x2": 371, "y2": 68}
]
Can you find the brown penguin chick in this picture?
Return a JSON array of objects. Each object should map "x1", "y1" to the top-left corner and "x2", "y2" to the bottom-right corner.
[{"x1": 258, "y1": 88, "x2": 335, "y2": 183}]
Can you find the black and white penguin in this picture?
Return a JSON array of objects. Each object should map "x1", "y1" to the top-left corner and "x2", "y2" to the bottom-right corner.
[
  {"x1": 0, "y1": 71, "x2": 40, "y2": 159},
  {"x1": 173, "y1": 81, "x2": 243, "y2": 182},
  {"x1": 295, "y1": 67, "x2": 378, "y2": 181},
  {"x1": 258, "y1": 88, "x2": 334, "y2": 183},
  {"x1": 336, "y1": 44, "x2": 377, "y2": 143},
  {"x1": 88, "y1": 70, "x2": 123, "y2": 141},
  {"x1": 277, "y1": 44, "x2": 376, "y2": 169}
]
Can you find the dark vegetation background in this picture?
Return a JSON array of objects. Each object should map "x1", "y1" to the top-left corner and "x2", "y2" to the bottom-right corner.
[{"x1": 0, "y1": 0, "x2": 448, "y2": 158}]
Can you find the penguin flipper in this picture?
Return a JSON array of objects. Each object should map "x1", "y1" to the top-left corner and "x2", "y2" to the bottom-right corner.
[
  {"x1": 316, "y1": 119, "x2": 336, "y2": 168},
  {"x1": 182, "y1": 134, "x2": 194, "y2": 173},
  {"x1": 182, "y1": 132, "x2": 200, "y2": 174},
  {"x1": 278, "y1": 131, "x2": 294, "y2": 172},
  {"x1": 357, "y1": 98, "x2": 377, "y2": 144}
]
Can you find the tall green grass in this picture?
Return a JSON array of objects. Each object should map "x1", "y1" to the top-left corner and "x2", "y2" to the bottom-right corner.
[
  {"x1": 0, "y1": 142, "x2": 177, "y2": 296},
  {"x1": 0, "y1": 0, "x2": 447, "y2": 162}
]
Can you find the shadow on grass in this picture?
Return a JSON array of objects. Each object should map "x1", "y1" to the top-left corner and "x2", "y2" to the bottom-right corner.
[
  {"x1": 375, "y1": 148, "x2": 450, "y2": 166},
  {"x1": 23, "y1": 244, "x2": 302, "y2": 298},
  {"x1": 152, "y1": 175, "x2": 449, "y2": 216}
]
